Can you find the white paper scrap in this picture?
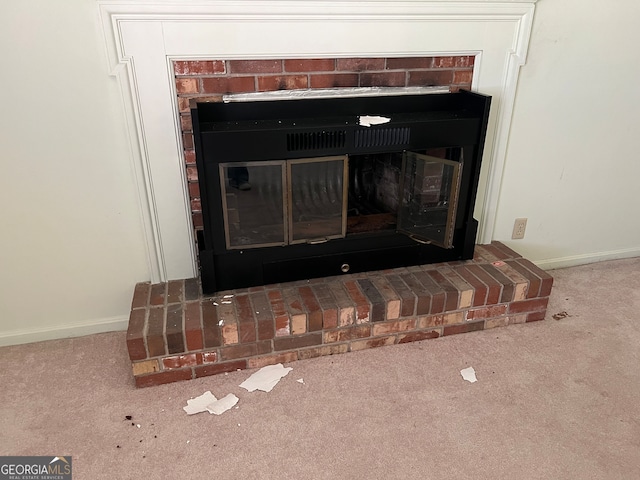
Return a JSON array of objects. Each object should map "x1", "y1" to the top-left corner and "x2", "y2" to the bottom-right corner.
[
  {"x1": 296, "y1": 378, "x2": 305, "y2": 384},
  {"x1": 358, "y1": 115, "x2": 391, "y2": 127},
  {"x1": 183, "y1": 391, "x2": 218, "y2": 415},
  {"x1": 206, "y1": 393, "x2": 239, "y2": 415},
  {"x1": 239, "y1": 363, "x2": 293, "y2": 393},
  {"x1": 460, "y1": 367, "x2": 478, "y2": 383}
]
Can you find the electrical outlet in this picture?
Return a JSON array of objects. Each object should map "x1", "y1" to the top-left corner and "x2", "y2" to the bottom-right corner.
[{"x1": 512, "y1": 218, "x2": 527, "y2": 240}]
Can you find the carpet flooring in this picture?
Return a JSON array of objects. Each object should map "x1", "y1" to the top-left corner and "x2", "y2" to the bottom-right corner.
[{"x1": 1, "y1": 257, "x2": 639, "y2": 479}]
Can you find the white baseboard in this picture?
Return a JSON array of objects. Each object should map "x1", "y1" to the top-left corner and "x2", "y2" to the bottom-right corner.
[
  {"x1": 534, "y1": 247, "x2": 640, "y2": 271},
  {"x1": 0, "y1": 315, "x2": 129, "y2": 347}
]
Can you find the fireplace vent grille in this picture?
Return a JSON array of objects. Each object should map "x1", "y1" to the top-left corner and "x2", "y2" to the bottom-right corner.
[
  {"x1": 355, "y1": 127, "x2": 410, "y2": 148},
  {"x1": 287, "y1": 130, "x2": 346, "y2": 151}
]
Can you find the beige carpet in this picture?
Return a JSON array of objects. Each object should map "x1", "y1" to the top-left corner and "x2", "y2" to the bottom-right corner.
[{"x1": 1, "y1": 257, "x2": 639, "y2": 479}]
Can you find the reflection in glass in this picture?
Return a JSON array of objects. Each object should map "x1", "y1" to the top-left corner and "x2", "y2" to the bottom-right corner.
[
  {"x1": 220, "y1": 162, "x2": 286, "y2": 249},
  {"x1": 398, "y1": 149, "x2": 462, "y2": 248},
  {"x1": 288, "y1": 156, "x2": 347, "y2": 244},
  {"x1": 346, "y1": 152, "x2": 403, "y2": 234}
]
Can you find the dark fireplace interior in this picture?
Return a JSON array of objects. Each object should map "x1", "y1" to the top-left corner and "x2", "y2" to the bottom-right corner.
[{"x1": 192, "y1": 90, "x2": 491, "y2": 293}]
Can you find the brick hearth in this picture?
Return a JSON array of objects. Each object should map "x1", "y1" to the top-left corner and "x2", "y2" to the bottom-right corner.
[{"x1": 126, "y1": 242, "x2": 553, "y2": 387}]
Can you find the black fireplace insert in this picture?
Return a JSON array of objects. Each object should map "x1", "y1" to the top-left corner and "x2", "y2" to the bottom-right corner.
[{"x1": 192, "y1": 90, "x2": 491, "y2": 293}]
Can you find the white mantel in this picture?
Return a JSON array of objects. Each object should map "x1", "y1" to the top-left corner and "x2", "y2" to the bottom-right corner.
[{"x1": 99, "y1": 0, "x2": 538, "y2": 283}]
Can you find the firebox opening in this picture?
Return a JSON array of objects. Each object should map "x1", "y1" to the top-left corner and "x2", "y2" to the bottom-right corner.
[{"x1": 346, "y1": 146, "x2": 461, "y2": 239}]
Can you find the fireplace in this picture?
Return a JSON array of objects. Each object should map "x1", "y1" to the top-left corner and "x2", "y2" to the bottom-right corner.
[
  {"x1": 192, "y1": 90, "x2": 491, "y2": 293},
  {"x1": 101, "y1": 1, "x2": 551, "y2": 388}
]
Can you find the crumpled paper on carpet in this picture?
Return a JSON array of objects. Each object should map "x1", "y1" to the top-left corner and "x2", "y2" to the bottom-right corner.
[
  {"x1": 183, "y1": 391, "x2": 239, "y2": 415},
  {"x1": 239, "y1": 363, "x2": 292, "y2": 393}
]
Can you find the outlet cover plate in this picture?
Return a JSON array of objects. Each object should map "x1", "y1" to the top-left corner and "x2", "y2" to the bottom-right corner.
[{"x1": 512, "y1": 218, "x2": 527, "y2": 239}]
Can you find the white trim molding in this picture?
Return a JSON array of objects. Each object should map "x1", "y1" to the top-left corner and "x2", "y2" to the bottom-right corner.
[
  {"x1": 533, "y1": 247, "x2": 640, "y2": 272},
  {"x1": 0, "y1": 315, "x2": 129, "y2": 347},
  {"x1": 98, "y1": 0, "x2": 538, "y2": 282}
]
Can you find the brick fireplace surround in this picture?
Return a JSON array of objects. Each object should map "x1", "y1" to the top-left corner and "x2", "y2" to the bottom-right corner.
[
  {"x1": 125, "y1": 56, "x2": 551, "y2": 387},
  {"x1": 127, "y1": 242, "x2": 553, "y2": 387}
]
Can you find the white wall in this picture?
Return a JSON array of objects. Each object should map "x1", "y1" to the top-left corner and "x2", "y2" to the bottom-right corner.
[
  {"x1": 0, "y1": 0, "x2": 638, "y2": 345},
  {"x1": 494, "y1": 0, "x2": 640, "y2": 267},
  {"x1": 0, "y1": 0, "x2": 150, "y2": 345}
]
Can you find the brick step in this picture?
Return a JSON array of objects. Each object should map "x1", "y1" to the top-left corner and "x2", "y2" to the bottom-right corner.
[{"x1": 126, "y1": 242, "x2": 553, "y2": 387}]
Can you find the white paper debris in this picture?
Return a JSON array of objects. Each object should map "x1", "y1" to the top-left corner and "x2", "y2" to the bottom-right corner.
[
  {"x1": 296, "y1": 378, "x2": 305, "y2": 384},
  {"x1": 183, "y1": 391, "x2": 218, "y2": 415},
  {"x1": 183, "y1": 391, "x2": 240, "y2": 416},
  {"x1": 136, "y1": 424, "x2": 141, "y2": 428},
  {"x1": 223, "y1": 294, "x2": 234, "y2": 299},
  {"x1": 460, "y1": 367, "x2": 478, "y2": 383},
  {"x1": 239, "y1": 363, "x2": 293, "y2": 393},
  {"x1": 358, "y1": 115, "x2": 391, "y2": 127},
  {"x1": 206, "y1": 394, "x2": 239, "y2": 415}
]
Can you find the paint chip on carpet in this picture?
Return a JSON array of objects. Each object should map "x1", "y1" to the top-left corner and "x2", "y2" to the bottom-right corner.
[{"x1": 460, "y1": 367, "x2": 478, "y2": 383}]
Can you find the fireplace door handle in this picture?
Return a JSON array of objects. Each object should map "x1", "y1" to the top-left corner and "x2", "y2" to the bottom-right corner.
[
  {"x1": 408, "y1": 234, "x2": 432, "y2": 245},
  {"x1": 307, "y1": 237, "x2": 329, "y2": 245}
]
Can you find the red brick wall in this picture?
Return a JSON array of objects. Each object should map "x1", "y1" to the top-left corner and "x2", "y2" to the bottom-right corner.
[{"x1": 173, "y1": 56, "x2": 475, "y2": 232}]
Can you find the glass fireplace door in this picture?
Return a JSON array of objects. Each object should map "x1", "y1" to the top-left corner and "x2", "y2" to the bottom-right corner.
[
  {"x1": 397, "y1": 150, "x2": 463, "y2": 248},
  {"x1": 220, "y1": 161, "x2": 287, "y2": 249},
  {"x1": 220, "y1": 155, "x2": 348, "y2": 250},
  {"x1": 288, "y1": 156, "x2": 348, "y2": 244}
]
